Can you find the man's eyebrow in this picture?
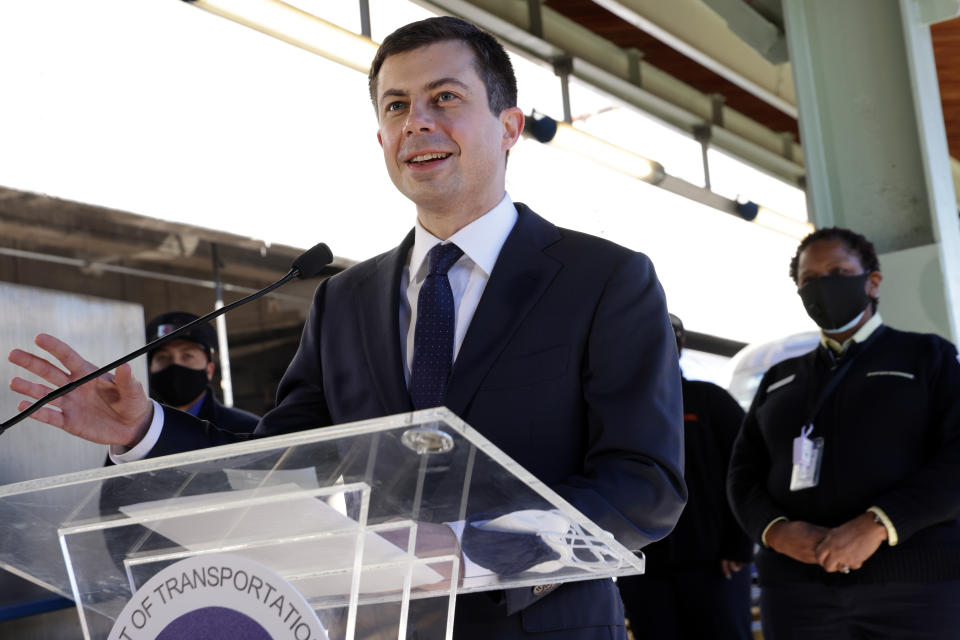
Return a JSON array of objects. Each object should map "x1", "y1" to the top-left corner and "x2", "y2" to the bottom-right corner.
[
  {"x1": 381, "y1": 77, "x2": 471, "y2": 100},
  {"x1": 424, "y1": 77, "x2": 470, "y2": 92},
  {"x1": 379, "y1": 88, "x2": 408, "y2": 103},
  {"x1": 379, "y1": 78, "x2": 472, "y2": 108}
]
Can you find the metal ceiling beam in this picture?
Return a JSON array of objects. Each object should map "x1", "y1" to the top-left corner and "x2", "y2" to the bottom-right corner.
[
  {"x1": 0, "y1": 186, "x2": 352, "y2": 283},
  {"x1": 592, "y1": 0, "x2": 797, "y2": 116},
  {"x1": 0, "y1": 246, "x2": 311, "y2": 304},
  {"x1": 916, "y1": 0, "x2": 960, "y2": 25},
  {"x1": 570, "y1": 55, "x2": 806, "y2": 182},
  {"x1": 413, "y1": 0, "x2": 806, "y2": 185},
  {"x1": 699, "y1": 0, "x2": 789, "y2": 63}
]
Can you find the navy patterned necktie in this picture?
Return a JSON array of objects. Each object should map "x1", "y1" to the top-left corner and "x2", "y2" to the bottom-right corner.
[{"x1": 410, "y1": 242, "x2": 464, "y2": 410}]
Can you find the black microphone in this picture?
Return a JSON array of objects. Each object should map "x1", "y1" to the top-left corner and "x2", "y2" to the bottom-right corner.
[{"x1": 0, "y1": 242, "x2": 334, "y2": 436}]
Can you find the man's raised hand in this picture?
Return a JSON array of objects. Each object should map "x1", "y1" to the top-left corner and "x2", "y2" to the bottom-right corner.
[{"x1": 8, "y1": 333, "x2": 152, "y2": 447}]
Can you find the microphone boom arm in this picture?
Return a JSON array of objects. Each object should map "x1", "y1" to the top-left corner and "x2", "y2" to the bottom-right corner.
[{"x1": 1, "y1": 241, "x2": 332, "y2": 436}]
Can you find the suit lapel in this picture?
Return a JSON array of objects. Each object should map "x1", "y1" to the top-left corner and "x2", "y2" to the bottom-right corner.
[
  {"x1": 357, "y1": 230, "x2": 415, "y2": 415},
  {"x1": 445, "y1": 204, "x2": 562, "y2": 416}
]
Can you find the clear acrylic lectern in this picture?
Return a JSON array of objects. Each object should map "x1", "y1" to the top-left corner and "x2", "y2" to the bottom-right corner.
[{"x1": 0, "y1": 408, "x2": 644, "y2": 639}]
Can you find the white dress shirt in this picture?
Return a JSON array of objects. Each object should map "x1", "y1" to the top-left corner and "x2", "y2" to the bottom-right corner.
[
  {"x1": 820, "y1": 311, "x2": 883, "y2": 354},
  {"x1": 112, "y1": 194, "x2": 518, "y2": 463},
  {"x1": 400, "y1": 193, "x2": 518, "y2": 382}
]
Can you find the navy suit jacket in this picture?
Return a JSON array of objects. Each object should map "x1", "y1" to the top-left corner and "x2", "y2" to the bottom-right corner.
[{"x1": 154, "y1": 204, "x2": 686, "y2": 637}]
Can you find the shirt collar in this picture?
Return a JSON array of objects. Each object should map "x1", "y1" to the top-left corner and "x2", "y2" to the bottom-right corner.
[
  {"x1": 820, "y1": 312, "x2": 883, "y2": 353},
  {"x1": 185, "y1": 389, "x2": 209, "y2": 417},
  {"x1": 408, "y1": 193, "x2": 518, "y2": 282}
]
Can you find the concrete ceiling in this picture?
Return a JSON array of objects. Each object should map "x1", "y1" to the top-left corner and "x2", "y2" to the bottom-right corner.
[
  {"x1": 544, "y1": 0, "x2": 960, "y2": 161},
  {"x1": 0, "y1": 186, "x2": 347, "y2": 338},
  {"x1": 0, "y1": 187, "x2": 346, "y2": 284},
  {"x1": 546, "y1": 0, "x2": 798, "y2": 138}
]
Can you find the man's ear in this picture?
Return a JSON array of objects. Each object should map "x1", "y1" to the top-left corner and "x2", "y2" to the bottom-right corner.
[
  {"x1": 205, "y1": 360, "x2": 215, "y2": 382},
  {"x1": 866, "y1": 270, "x2": 883, "y2": 298},
  {"x1": 500, "y1": 107, "x2": 524, "y2": 153}
]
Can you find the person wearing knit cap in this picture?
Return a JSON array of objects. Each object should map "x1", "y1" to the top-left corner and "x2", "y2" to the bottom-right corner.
[{"x1": 144, "y1": 311, "x2": 258, "y2": 433}]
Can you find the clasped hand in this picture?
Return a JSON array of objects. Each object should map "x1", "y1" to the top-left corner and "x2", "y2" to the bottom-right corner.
[
  {"x1": 767, "y1": 513, "x2": 887, "y2": 573},
  {"x1": 8, "y1": 333, "x2": 153, "y2": 447}
]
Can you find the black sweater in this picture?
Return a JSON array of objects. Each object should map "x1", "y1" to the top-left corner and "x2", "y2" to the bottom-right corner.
[
  {"x1": 728, "y1": 326, "x2": 960, "y2": 585},
  {"x1": 643, "y1": 378, "x2": 753, "y2": 573}
]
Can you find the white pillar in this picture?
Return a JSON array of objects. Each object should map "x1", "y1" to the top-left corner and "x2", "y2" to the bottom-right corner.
[{"x1": 783, "y1": 0, "x2": 960, "y2": 341}]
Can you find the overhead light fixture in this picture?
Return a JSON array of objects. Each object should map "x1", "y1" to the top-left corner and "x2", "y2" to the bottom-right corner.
[
  {"x1": 172, "y1": 9, "x2": 815, "y2": 242},
  {"x1": 524, "y1": 113, "x2": 813, "y2": 239},
  {"x1": 182, "y1": 0, "x2": 378, "y2": 73},
  {"x1": 523, "y1": 113, "x2": 666, "y2": 184},
  {"x1": 737, "y1": 201, "x2": 815, "y2": 239}
]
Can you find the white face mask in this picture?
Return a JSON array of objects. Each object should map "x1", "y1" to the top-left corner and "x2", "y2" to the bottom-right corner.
[
  {"x1": 823, "y1": 309, "x2": 865, "y2": 335},
  {"x1": 473, "y1": 509, "x2": 623, "y2": 574}
]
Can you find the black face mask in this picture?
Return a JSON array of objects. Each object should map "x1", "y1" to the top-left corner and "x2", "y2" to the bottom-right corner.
[
  {"x1": 149, "y1": 364, "x2": 209, "y2": 407},
  {"x1": 798, "y1": 273, "x2": 872, "y2": 332}
]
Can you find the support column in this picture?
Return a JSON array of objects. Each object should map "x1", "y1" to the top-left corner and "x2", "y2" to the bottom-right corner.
[
  {"x1": 210, "y1": 243, "x2": 234, "y2": 407},
  {"x1": 783, "y1": 0, "x2": 960, "y2": 341}
]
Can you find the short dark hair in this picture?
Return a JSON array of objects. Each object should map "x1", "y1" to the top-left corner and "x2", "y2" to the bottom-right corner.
[
  {"x1": 368, "y1": 16, "x2": 517, "y2": 117},
  {"x1": 789, "y1": 227, "x2": 881, "y2": 284}
]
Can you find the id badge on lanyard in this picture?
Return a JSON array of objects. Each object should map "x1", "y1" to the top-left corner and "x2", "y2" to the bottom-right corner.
[{"x1": 790, "y1": 424, "x2": 824, "y2": 491}]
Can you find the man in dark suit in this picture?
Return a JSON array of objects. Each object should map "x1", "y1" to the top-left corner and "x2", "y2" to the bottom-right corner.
[
  {"x1": 9, "y1": 16, "x2": 685, "y2": 639},
  {"x1": 618, "y1": 314, "x2": 752, "y2": 639}
]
